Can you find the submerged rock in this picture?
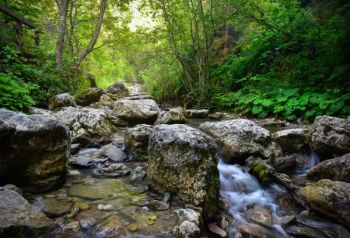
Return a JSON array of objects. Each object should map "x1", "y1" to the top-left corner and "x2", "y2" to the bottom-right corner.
[
  {"x1": 308, "y1": 153, "x2": 350, "y2": 182},
  {"x1": 49, "y1": 93, "x2": 76, "y2": 110},
  {"x1": 95, "y1": 215, "x2": 127, "y2": 238},
  {"x1": 113, "y1": 97, "x2": 160, "y2": 124},
  {"x1": 273, "y1": 128, "x2": 309, "y2": 152},
  {"x1": 200, "y1": 119, "x2": 281, "y2": 163},
  {"x1": 53, "y1": 106, "x2": 113, "y2": 145},
  {"x1": 155, "y1": 107, "x2": 186, "y2": 125},
  {"x1": 0, "y1": 109, "x2": 69, "y2": 192},
  {"x1": 33, "y1": 196, "x2": 73, "y2": 218},
  {"x1": 311, "y1": 116, "x2": 350, "y2": 159},
  {"x1": 101, "y1": 144, "x2": 127, "y2": 162},
  {"x1": 75, "y1": 87, "x2": 105, "y2": 106},
  {"x1": 148, "y1": 124, "x2": 219, "y2": 219},
  {"x1": 0, "y1": 187, "x2": 55, "y2": 237},
  {"x1": 124, "y1": 124, "x2": 153, "y2": 160},
  {"x1": 146, "y1": 200, "x2": 170, "y2": 211},
  {"x1": 298, "y1": 179, "x2": 350, "y2": 228},
  {"x1": 185, "y1": 109, "x2": 209, "y2": 118}
]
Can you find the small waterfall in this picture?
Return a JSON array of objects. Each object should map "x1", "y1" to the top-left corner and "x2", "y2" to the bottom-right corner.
[{"x1": 218, "y1": 160, "x2": 289, "y2": 237}]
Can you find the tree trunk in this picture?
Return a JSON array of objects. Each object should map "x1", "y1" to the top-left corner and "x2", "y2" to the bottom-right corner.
[
  {"x1": 55, "y1": 0, "x2": 69, "y2": 68},
  {"x1": 72, "y1": 0, "x2": 107, "y2": 73}
]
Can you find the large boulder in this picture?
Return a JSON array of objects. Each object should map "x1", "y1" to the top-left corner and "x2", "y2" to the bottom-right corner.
[
  {"x1": 106, "y1": 81, "x2": 129, "y2": 96},
  {"x1": 124, "y1": 124, "x2": 153, "y2": 160},
  {"x1": 199, "y1": 119, "x2": 281, "y2": 163},
  {"x1": 308, "y1": 153, "x2": 350, "y2": 182},
  {"x1": 112, "y1": 97, "x2": 160, "y2": 124},
  {"x1": 0, "y1": 187, "x2": 55, "y2": 237},
  {"x1": 49, "y1": 93, "x2": 76, "y2": 110},
  {"x1": 147, "y1": 124, "x2": 219, "y2": 219},
  {"x1": 273, "y1": 128, "x2": 309, "y2": 152},
  {"x1": 311, "y1": 116, "x2": 350, "y2": 159},
  {"x1": 0, "y1": 109, "x2": 70, "y2": 192},
  {"x1": 155, "y1": 107, "x2": 186, "y2": 125},
  {"x1": 298, "y1": 179, "x2": 350, "y2": 228},
  {"x1": 53, "y1": 107, "x2": 113, "y2": 145},
  {"x1": 75, "y1": 87, "x2": 105, "y2": 106}
]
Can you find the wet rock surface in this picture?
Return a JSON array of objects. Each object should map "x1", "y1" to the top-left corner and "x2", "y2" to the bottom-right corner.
[
  {"x1": 308, "y1": 153, "x2": 350, "y2": 182},
  {"x1": 311, "y1": 116, "x2": 350, "y2": 159},
  {"x1": 155, "y1": 107, "x2": 187, "y2": 125},
  {"x1": 200, "y1": 119, "x2": 281, "y2": 163},
  {"x1": 0, "y1": 109, "x2": 70, "y2": 192},
  {"x1": 0, "y1": 187, "x2": 55, "y2": 236},
  {"x1": 124, "y1": 124, "x2": 153, "y2": 160},
  {"x1": 147, "y1": 124, "x2": 219, "y2": 219},
  {"x1": 273, "y1": 127, "x2": 309, "y2": 152}
]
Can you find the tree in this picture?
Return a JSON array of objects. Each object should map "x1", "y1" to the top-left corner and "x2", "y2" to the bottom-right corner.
[{"x1": 55, "y1": 0, "x2": 69, "y2": 68}]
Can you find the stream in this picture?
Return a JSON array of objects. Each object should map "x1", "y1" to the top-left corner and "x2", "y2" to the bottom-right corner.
[{"x1": 25, "y1": 119, "x2": 349, "y2": 238}]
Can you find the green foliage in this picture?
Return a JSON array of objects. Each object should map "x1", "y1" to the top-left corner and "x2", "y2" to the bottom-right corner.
[{"x1": 210, "y1": 0, "x2": 350, "y2": 120}]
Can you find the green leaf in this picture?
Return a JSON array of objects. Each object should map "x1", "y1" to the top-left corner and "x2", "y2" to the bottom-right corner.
[
  {"x1": 283, "y1": 88, "x2": 299, "y2": 97},
  {"x1": 328, "y1": 101, "x2": 345, "y2": 114},
  {"x1": 252, "y1": 105, "x2": 263, "y2": 114}
]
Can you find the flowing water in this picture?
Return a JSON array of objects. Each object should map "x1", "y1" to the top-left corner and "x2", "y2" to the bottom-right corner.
[{"x1": 219, "y1": 160, "x2": 289, "y2": 237}]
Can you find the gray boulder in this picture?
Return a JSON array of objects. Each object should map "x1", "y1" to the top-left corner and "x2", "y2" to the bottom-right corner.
[
  {"x1": 200, "y1": 119, "x2": 281, "y2": 163},
  {"x1": 53, "y1": 106, "x2": 113, "y2": 145},
  {"x1": 0, "y1": 109, "x2": 69, "y2": 192},
  {"x1": 308, "y1": 153, "x2": 350, "y2": 182},
  {"x1": 124, "y1": 124, "x2": 153, "y2": 160},
  {"x1": 273, "y1": 128, "x2": 309, "y2": 152},
  {"x1": 113, "y1": 97, "x2": 160, "y2": 124},
  {"x1": 172, "y1": 209, "x2": 201, "y2": 238},
  {"x1": 49, "y1": 93, "x2": 76, "y2": 110},
  {"x1": 311, "y1": 116, "x2": 350, "y2": 159},
  {"x1": 148, "y1": 124, "x2": 219, "y2": 219},
  {"x1": 75, "y1": 87, "x2": 105, "y2": 106},
  {"x1": 101, "y1": 144, "x2": 127, "y2": 162},
  {"x1": 155, "y1": 107, "x2": 186, "y2": 125},
  {"x1": 0, "y1": 187, "x2": 55, "y2": 236},
  {"x1": 185, "y1": 109, "x2": 209, "y2": 118},
  {"x1": 298, "y1": 179, "x2": 350, "y2": 228}
]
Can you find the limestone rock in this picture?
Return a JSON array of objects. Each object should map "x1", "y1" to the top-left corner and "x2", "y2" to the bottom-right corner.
[
  {"x1": 148, "y1": 124, "x2": 219, "y2": 219},
  {"x1": 53, "y1": 106, "x2": 113, "y2": 145},
  {"x1": 311, "y1": 116, "x2": 350, "y2": 159},
  {"x1": 101, "y1": 144, "x2": 127, "y2": 162},
  {"x1": 124, "y1": 124, "x2": 153, "y2": 160},
  {"x1": 298, "y1": 179, "x2": 350, "y2": 228},
  {"x1": 49, "y1": 93, "x2": 76, "y2": 110},
  {"x1": 200, "y1": 119, "x2": 281, "y2": 163},
  {"x1": 0, "y1": 109, "x2": 69, "y2": 192},
  {"x1": 75, "y1": 87, "x2": 104, "y2": 106},
  {"x1": 113, "y1": 97, "x2": 160, "y2": 124},
  {"x1": 0, "y1": 187, "x2": 55, "y2": 236},
  {"x1": 155, "y1": 107, "x2": 186, "y2": 125},
  {"x1": 273, "y1": 128, "x2": 309, "y2": 152},
  {"x1": 185, "y1": 109, "x2": 209, "y2": 118},
  {"x1": 308, "y1": 153, "x2": 350, "y2": 182}
]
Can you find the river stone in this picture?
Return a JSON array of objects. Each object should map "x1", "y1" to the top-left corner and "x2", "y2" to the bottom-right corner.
[
  {"x1": 199, "y1": 119, "x2": 281, "y2": 163},
  {"x1": 124, "y1": 124, "x2": 153, "y2": 160},
  {"x1": 311, "y1": 116, "x2": 350, "y2": 159},
  {"x1": 173, "y1": 220, "x2": 200, "y2": 238},
  {"x1": 185, "y1": 109, "x2": 209, "y2": 118},
  {"x1": 155, "y1": 107, "x2": 186, "y2": 125},
  {"x1": 273, "y1": 128, "x2": 309, "y2": 152},
  {"x1": 95, "y1": 215, "x2": 127, "y2": 238},
  {"x1": 75, "y1": 87, "x2": 105, "y2": 106},
  {"x1": 286, "y1": 225, "x2": 326, "y2": 238},
  {"x1": 53, "y1": 106, "x2": 113, "y2": 145},
  {"x1": 0, "y1": 187, "x2": 55, "y2": 236},
  {"x1": 69, "y1": 156, "x2": 96, "y2": 168},
  {"x1": 107, "y1": 81, "x2": 129, "y2": 96},
  {"x1": 101, "y1": 144, "x2": 127, "y2": 162},
  {"x1": 298, "y1": 179, "x2": 350, "y2": 228},
  {"x1": 112, "y1": 97, "x2": 160, "y2": 124},
  {"x1": 33, "y1": 196, "x2": 73, "y2": 218},
  {"x1": 0, "y1": 109, "x2": 70, "y2": 192},
  {"x1": 49, "y1": 93, "x2": 76, "y2": 110},
  {"x1": 308, "y1": 153, "x2": 350, "y2": 182},
  {"x1": 68, "y1": 178, "x2": 124, "y2": 200},
  {"x1": 271, "y1": 154, "x2": 298, "y2": 172},
  {"x1": 208, "y1": 223, "x2": 227, "y2": 237},
  {"x1": 146, "y1": 200, "x2": 170, "y2": 211},
  {"x1": 131, "y1": 166, "x2": 147, "y2": 181},
  {"x1": 148, "y1": 124, "x2": 219, "y2": 220}
]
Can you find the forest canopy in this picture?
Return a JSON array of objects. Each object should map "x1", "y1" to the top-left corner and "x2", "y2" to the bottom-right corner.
[{"x1": 0, "y1": 0, "x2": 349, "y2": 121}]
